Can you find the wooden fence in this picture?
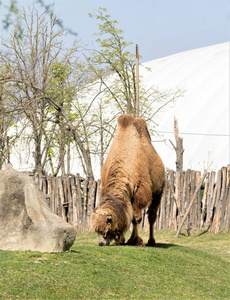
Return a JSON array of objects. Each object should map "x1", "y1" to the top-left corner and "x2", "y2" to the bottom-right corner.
[{"x1": 35, "y1": 165, "x2": 230, "y2": 234}]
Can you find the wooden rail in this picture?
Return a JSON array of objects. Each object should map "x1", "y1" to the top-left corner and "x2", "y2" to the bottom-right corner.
[{"x1": 35, "y1": 165, "x2": 230, "y2": 234}]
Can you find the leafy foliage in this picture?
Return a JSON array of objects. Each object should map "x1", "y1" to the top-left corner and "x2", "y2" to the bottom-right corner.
[
  {"x1": 0, "y1": 0, "x2": 77, "y2": 36},
  {"x1": 88, "y1": 8, "x2": 137, "y2": 115}
]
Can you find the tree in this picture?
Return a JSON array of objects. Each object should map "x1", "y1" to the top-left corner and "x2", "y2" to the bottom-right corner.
[
  {"x1": 87, "y1": 8, "x2": 184, "y2": 120},
  {"x1": 85, "y1": 8, "x2": 184, "y2": 168},
  {"x1": 0, "y1": 6, "x2": 184, "y2": 178},
  {"x1": 1, "y1": 8, "x2": 61, "y2": 174},
  {"x1": 0, "y1": 0, "x2": 77, "y2": 37},
  {"x1": 0, "y1": 82, "x2": 16, "y2": 169},
  {"x1": 88, "y1": 7, "x2": 137, "y2": 115},
  {"x1": 0, "y1": 7, "x2": 85, "y2": 175}
]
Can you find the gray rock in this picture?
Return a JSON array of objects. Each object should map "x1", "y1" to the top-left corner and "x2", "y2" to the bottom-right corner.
[{"x1": 0, "y1": 164, "x2": 76, "y2": 252}]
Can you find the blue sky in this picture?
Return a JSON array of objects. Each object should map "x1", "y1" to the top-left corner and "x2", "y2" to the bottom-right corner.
[{"x1": 0, "y1": 0, "x2": 230, "y2": 62}]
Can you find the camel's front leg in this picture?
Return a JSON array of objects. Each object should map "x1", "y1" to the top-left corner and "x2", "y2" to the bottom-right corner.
[
  {"x1": 114, "y1": 233, "x2": 125, "y2": 245},
  {"x1": 126, "y1": 216, "x2": 145, "y2": 247}
]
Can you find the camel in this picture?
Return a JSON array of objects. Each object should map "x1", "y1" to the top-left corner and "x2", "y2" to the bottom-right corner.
[{"x1": 93, "y1": 114, "x2": 165, "y2": 246}]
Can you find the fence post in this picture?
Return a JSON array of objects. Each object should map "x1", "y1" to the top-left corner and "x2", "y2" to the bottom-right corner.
[
  {"x1": 82, "y1": 176, "x2": 89, "y2": 232},
  {"x1": 76, "y1": 173, "x2": 83, "y2": 231},
  {"x1": 210, "y1": 170, "x2": 222, "y2": 232},
  {"x1": 71, "y1": 176, "x2": 78, "y2": 228},
  {"x1": 87, "y1": 177, "x2": 97, "y2": 231},
  {"x1": 200, "y1": 172, "x2": 209, "y2": 227},
  {"x1": 223, "y1": 165, "x2": 230, "y2": 231},
  {"x1": 176, "y1": 171, "x2": 208, "y2": 238},
  {"x1": 34, "y1": 166, "x2": 230, "y2": 234}
]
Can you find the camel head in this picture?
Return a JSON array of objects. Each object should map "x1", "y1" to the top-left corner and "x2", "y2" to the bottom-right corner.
[{"x1": 92, "y1": 208, "x2": 118, "y2": 246}]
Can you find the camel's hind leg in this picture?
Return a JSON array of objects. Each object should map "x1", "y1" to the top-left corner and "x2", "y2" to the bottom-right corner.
[{"x1": 147, "y1": 192, "x2": 162, "y2": 247}]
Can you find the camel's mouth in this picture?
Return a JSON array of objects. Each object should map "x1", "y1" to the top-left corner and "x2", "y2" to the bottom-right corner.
[{"x1": 98, "y1": 235, "x2": 113, "y2": 246}]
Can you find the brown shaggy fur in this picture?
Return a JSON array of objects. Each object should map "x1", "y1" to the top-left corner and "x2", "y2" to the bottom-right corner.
[{"x1": 92, "y1": 114, "x2": 165, "y2": 246}]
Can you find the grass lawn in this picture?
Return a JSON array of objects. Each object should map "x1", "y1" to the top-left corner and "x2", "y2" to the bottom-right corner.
[{"x1": 0, "y1": 230, "x2": 229, "y2": 299}]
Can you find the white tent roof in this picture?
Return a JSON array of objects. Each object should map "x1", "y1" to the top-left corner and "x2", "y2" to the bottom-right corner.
[{"x1": 142, "y1": 42, "x2": 229, "y2": 171}]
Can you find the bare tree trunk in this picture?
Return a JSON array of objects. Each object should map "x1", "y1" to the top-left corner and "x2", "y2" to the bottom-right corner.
[
  {"x1": 169, "y1": 117, "x2": 185, "y2": 232},
  {"x1": 6, "y1": 136, "x2": 10, "y2": 163},
  {"x1": 34, "y1": 134, "x2": 43, "y2": 175},
  {"x1": 170, "y1": 117, "x2": 184, "y2": 171},
  {"x1": 61, "y1": 112, "x2": 94, "y2": 179},
  {"x1": 67, "y1": 135, "x2": 71, "y2": 175},
  {"x1": 135, "y1": 44, "x2": 139, "y2": 118},
  {"x1": 59, "y1": 123, "x2": 66, "y2": 175},
  {"x1": 99, "y1": 100, "x2": 104, "y2": 172}
]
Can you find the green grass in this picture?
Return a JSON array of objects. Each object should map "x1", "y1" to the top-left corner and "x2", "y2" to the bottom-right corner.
[{"x1": 0, "y1": 231, "x2": 229, "y2": 299}]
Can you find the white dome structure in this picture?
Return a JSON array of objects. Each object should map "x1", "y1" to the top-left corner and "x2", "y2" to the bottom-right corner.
[
  {"x1": 141, "y1": 42, "x2": 229, "y2": 171},
  {"x1": 9, "y1": 42, "x2": 229, "y2": 174}
]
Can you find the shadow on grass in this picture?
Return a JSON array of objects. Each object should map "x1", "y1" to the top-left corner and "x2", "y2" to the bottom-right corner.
[
  {"x1": 115, "y1": 243, "x2": 179, "y2": 249},
  {"x1": 155, "y1": 243, "x2": 178, "y2": 249},
  {"x1": 68, "y1": 250, "x2": 81, "y2": 253}
]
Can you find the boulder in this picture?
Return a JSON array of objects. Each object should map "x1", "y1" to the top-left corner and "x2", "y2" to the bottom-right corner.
[{"x1": 0, "y1": 164, "x2": 76, "y2": 252}]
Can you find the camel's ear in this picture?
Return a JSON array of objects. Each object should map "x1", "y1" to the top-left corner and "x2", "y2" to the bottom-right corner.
[{"x1": 106, "y1": 215, "x2": 112, "y2": 223}]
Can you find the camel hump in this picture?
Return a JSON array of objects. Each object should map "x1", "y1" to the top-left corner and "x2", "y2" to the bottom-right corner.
[
  {"x1": 134, "y1": 118, "x2": 151, "y2": 141},
  {"x1": 118, "y1": 114, "x2": 135, "y2": 129}
]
